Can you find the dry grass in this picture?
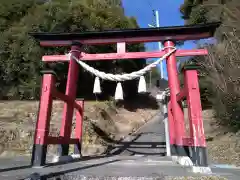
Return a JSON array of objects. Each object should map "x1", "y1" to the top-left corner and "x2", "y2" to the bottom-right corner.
[
  {"x1": 202, "y1": 109, "x2": 240, "y2": 166},
  {"x1": 183, "y1": 107, "x2": 240, "y2": 166},
  {"x1": 0, "y1": 99, "x2": 158, "y2": 157}
]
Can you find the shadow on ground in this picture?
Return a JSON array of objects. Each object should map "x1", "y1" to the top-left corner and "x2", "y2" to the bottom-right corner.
[
  {"x1": 0, "y1": 122, "x2": 166, "y2": 179},
  {"x1": 92, "y1": 123, "x2": 165, "y2": 156},
  {"x1": 115, "y1": 93, "x2": 159, "y2": 112}
]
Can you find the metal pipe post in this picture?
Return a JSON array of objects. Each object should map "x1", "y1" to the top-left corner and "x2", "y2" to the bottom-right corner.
[{"x1": 162, "y1": 93, "x2": 171, "y2": 156}]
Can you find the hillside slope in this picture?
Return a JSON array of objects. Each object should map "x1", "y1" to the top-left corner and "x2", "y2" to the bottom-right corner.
[
  {"x1": 0, "y1": 96, "x2": 159, "y2": 157},
  {"x1": 184, "y1": 108, "x2": 240, "y2": 166}
]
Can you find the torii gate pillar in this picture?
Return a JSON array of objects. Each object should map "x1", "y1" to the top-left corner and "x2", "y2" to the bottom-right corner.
[{"x1": 164, "y1": 40, "x2": 186, "y2": 156}]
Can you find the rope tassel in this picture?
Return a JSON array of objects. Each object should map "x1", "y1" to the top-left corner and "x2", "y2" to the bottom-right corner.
[
  {"x1": 138, "y1": 76, "x2": 147, "y2": 93},
  {"x1": 115, "y1": 82, "x2": 123, "y2": 100},
  {"x1": 93, "y1": 76, "x2": 101, "y2": 94}
]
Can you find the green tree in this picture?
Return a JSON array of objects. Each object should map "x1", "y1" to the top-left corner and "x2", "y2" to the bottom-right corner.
[
  {"x1": 0, "y1": 0, "x2": 37, "y2": 32},
  {"x1": 179, "y1": 0, "x2": 240, "y2": 129},
  {"x1": 0, "y1": 0, "x2": 146, "y2": 100}
]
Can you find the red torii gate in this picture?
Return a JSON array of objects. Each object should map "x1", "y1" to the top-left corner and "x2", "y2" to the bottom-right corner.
[{"x1": 29, "y1": 22, "x2": 220, "y2": 167}]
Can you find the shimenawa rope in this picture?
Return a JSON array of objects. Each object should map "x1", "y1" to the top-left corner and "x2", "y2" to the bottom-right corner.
[
  {"x1": 69, "y1": 46, "x2": 177, "y2": 82},
  {"x1": 66, "y1": 46, "x2": 176, "y2": 100}
]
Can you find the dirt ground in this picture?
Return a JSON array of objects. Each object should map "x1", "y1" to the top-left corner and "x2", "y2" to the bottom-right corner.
[
  {"x1": 202, "y1": 109, "x2": 240, "y2": 166},
  {"x1": 184, "y1": 108, "x2": 240, "y2": 166},
  {"x1": 0, "y1": 99, "x2": 158, "y2": 157}
]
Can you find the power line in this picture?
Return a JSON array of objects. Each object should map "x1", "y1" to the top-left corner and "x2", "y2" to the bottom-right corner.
[
  {"x1": 147, "y1": 0, "x2": 156, "y2": 25},
  {"x1": 147, "y1": 0, "x2": 154, "y2": 11}
]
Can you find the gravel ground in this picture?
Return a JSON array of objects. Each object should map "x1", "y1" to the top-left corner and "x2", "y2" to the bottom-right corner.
[{"x1": 166, "y1": 177, "x2": 228, "y2": 180}]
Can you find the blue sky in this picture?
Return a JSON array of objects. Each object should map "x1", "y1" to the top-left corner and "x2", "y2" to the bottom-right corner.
[{"x1": 122, "y1": 0, "x2": 197, "y2": 79}]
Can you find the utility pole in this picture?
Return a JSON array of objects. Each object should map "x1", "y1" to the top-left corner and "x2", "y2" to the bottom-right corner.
[
  {"x1": 148, "y1": 10, "x2": 164, "y2": 79},
  {"x1": 155, "y1": 10, "x2": 164, "y2": 79}
]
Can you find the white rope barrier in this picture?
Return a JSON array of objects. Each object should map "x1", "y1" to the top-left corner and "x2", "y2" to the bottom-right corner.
[
  {"x1": 70, "y1": 46, "x2": 177, "y2": 82},
  {"x1": 67, "y1": 46, "x2": 176, "y2": 100}
]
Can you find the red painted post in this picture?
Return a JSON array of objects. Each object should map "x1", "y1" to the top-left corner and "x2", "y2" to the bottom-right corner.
[
  {"x1": 31, "y1": 72, "x2": 55, "y2": 166},
  {"x1": 74, "y1": 100, "x2": 84, "y2": 155},
  {"x1": 184, "y1": 68, "x2": 208, "y2": 166},
  {"x1": 42, "y1": 49, "x2": 208, "y2": 62},
  {"x1": 59, "y1": 42, "x2": 81, "y2": 156},
  {"x1": 164, "y1": 41, "x2": 186, "y2": 156}
]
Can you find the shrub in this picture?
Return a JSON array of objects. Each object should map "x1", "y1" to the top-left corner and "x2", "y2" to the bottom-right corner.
[{"x1": 202, "y1": 42, "x2": 240, "y2": 130}]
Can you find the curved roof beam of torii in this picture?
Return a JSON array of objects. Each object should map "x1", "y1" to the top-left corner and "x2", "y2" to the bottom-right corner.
[{"x1": 29, "y1": 22, "x2": 221, "y2": 47}]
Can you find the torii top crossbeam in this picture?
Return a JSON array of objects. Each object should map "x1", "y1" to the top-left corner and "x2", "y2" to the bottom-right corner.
[
  {"x1": 30, "y1": 22, "x2": 220, "y2": 46},
  {"x1": 29, "y1": 22, "x2": 220, "y2": 62}
]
